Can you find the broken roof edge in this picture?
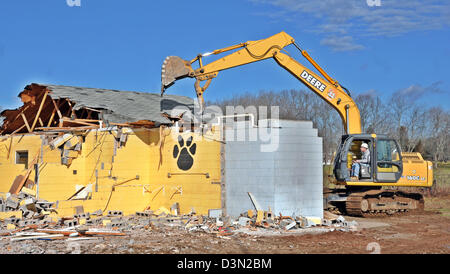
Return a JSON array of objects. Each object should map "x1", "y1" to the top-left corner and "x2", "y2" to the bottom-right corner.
[{"x1": 0, "y1": 83, "x2": 195, "y2": 135}]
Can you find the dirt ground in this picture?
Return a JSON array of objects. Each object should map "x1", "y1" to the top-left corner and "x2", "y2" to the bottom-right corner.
[{"x1": 1, "y1": 196, "x2": 449, "y2": 254}]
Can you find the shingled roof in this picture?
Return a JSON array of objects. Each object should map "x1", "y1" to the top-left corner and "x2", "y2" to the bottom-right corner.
[
  {"x1": 37, "y1": 84, "x2": 194, "y2": 125},
  {"x1": 0, "y1": 83, "x2": 195, "y2": 134}
]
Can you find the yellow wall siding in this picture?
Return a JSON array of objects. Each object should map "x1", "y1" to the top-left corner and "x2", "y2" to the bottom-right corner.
[{"x1": 0, "y1": 126, "x2": 222, "y2": 217}]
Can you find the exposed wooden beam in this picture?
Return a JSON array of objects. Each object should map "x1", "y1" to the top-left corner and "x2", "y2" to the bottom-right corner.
[
  {"x1": 71, "y1": 118, "x2": 101, "y2": 123},
  {"x1": 11, "y1": 105, "x2": 31, "y2": 124},
  {"x1": 65, "y1": 99, "x2": 77, "y2": 119},
  {"x1": 62, "y1": 117, "x2": 99, "y2": 127},
  {"x1": 51, "y1": 98, "x2": 63, "y2": 119},
  {"x1": 11, "y1": 124, "x2": 26, "y2": 135},
  {"x1": 30, "y1": 91, "x2": 48, "y2": 132},
  {"x1": 47, "y1": 108, "x2": 57, "y2": 127},
  {"x1": 82, "y1": 107, "x2": 102, "y2": 113},
  {"x1": 35, "y1": 125, "x2": 98, "y2": 131},
  {"x1": 20, "y1": 113, "x2": 32, "y2": 133}
]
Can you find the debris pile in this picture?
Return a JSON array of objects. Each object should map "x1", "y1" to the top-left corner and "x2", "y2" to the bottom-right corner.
[
  {"x1": 1, "y1": 191, "x2": 358, "y2": 243},
  {"x1": 0, "y1": 188, "x2": 57, "y2": 230}
]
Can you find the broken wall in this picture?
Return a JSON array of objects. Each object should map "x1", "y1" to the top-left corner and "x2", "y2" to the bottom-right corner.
[{"x1": 0, "y1": 126, "x2": 222, "y2": 217}]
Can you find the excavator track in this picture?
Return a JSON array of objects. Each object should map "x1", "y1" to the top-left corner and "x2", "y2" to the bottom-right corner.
[{"x1": 345, "y1": 190, "x2": 424, "y2": 217}]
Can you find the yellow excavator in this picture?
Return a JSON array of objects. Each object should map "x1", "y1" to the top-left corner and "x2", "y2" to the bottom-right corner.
[{"x1": 160, "y1": 31, "x2": 433, "y2": 217}]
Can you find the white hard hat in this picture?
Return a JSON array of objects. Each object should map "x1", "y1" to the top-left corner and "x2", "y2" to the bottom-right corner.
[{"x1": 361, "y1": 143, "x2": 369, "y2": 149}]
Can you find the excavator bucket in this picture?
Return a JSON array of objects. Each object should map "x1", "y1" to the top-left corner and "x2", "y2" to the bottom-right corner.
[{"x1": 161, "y1": 56, "x2": 193, "y2": 95}]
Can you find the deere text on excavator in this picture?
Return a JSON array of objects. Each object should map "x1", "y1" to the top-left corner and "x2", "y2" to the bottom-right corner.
[{"x1": 160, "y1": 31, "x2": 433, "y2": 217}]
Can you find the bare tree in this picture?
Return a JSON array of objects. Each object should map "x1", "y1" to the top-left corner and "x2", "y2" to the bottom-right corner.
[
  {"x1": 211, "y1": 88, "x2": 446, "y2": 163},
  {"x1": 426, "y1": 107, "x2": 450, "y2": 165},
  {"x1": 355, "y1": 93, "x2": 389, "y2": 134}
]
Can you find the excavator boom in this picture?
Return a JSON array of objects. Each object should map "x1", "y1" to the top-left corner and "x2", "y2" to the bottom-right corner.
[{"x1": 161, "y1": 31, "x2": 361, "y2": 134}]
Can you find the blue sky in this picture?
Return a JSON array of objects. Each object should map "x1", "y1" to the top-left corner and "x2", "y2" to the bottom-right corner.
[{"x1": 0, "y1": 0, "x2": 449, "y2": 110}]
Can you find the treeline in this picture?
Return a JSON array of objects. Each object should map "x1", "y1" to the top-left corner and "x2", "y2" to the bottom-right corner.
[{"x1": 210, "y1": 89, "x2": 449, "y2": 165}]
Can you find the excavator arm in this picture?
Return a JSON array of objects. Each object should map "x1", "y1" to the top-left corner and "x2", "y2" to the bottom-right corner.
[{"x1": 161, "y1": 31, "x2": 361, "y2": 134}]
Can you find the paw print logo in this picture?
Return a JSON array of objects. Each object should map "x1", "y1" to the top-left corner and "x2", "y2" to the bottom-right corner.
[{"x1": 173, "y1": 135, "x2": 197, "y2": 170}]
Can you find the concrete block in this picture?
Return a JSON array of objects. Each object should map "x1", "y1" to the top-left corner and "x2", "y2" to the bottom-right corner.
[
  {"x1": 22, "y1": 210, "x2": 34, "y2": 219},
  {"x1": 106, "y1": 221, "x2": 126, "y2": 229},
  {"x1": 136, "y1": 211, "x2": 152, "y2": 217},
  {"x1": 336, "y1": 216, "x2": 346, "y2": 223},
  {"x1": 64, "y1": 219, "x2": 79, "y2": 227},
  {"x1": 208, "y1": 209, "x2": 222, "y2": 218},
  {"x1": 321, "y1": 218, "x2": 332, "y2": 226},
  {"x1": 224, "y1": 119, "x2": 323, "y2": 218},
  {"x1": 5, "y1": 217, "x2": 20, "y2": 225},
  {"x1": 107, "y1": 210, "x2": 123, "y2": 217},
  {"x1": 35, "y1": 202, "x2": 54, "y2": 211},
  {"x1": 74, "y1": 212, "x2": 90, "y2": 219},
  {"x1": 6, "y1": 196, "x2": 19, "y2": 209}
]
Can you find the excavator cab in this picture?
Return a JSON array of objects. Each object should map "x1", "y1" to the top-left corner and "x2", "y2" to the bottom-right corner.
[{"x1": 333, "y1": 134, "x2": 403, "y2": 184}]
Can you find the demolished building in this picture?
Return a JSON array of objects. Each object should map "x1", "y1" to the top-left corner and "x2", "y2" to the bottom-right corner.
[{"x1": 0, "y1": 83, "x2": 323, "y2": 221}]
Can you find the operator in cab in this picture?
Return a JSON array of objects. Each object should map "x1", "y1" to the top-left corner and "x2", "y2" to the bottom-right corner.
[{"x1": 351, "y1": 143, "x2": 370, "y2": 179}]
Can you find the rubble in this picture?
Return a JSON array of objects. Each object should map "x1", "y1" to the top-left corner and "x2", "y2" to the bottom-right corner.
[{"x1": 0, "y1": 186, "x2": 357, "y2": 251}]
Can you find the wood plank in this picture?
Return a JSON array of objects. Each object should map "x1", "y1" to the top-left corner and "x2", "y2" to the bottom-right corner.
[
  {"x1": 10, "y1": 234, "x2": 65, "y2": 242},
  {"x1": 34, "y1": 126, "x2": 98, "y2": 131},
  {"x1": 11, "y1": 105, "x2": 31, "y2": 124},
  {"x1": 30, "y1": 91, "x2": 48, "y2": 132},
  {"x1": 69, "y1": 118, "x2": 101, "y2": 123},
  {"x1": 62, "y1": 118, "x2": 99, "y2": 127},
  {"x1": 65, "y1": 99, "x2": 76, "y2": 119},
  {"x1": 47, "y1": 108, "x2": 57, "y2": 127},
  {"x1": 82, "y1": 107, "x2": 101, "y2": 113},
  {"x1": 51, "y1": 98, "x2": 63, "y2": 119},
  {"x1": 20, "y1": 113, "x2": 31, "y2": 133},
  {"x1": 10, "y1": 124, "x2": 27, "y2": 135}
]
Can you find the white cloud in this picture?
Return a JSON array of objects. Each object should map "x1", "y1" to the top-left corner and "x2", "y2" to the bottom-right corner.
[
  {"x1": 393, "y1": 81, "x2": 447, "y2": 101},
  {"x1": 250, "y1": 0, "x2": 450, "y2": 51},
  {"x1": 320, "y1": 35, "x2": 364, "y2": 51}
]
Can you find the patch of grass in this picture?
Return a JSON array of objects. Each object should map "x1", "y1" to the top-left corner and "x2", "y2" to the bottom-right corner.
[
  {"x1": 425, "y1": 196, "x2": 450, "y2": 218},
  {"x1": 430, "y1": 162, "x2": 450, "y2": 196}
]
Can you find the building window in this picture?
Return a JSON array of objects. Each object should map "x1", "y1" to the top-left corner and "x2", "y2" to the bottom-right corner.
[{"x1": 15, "y1": 151, "x2": 28, "y2": 169}]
